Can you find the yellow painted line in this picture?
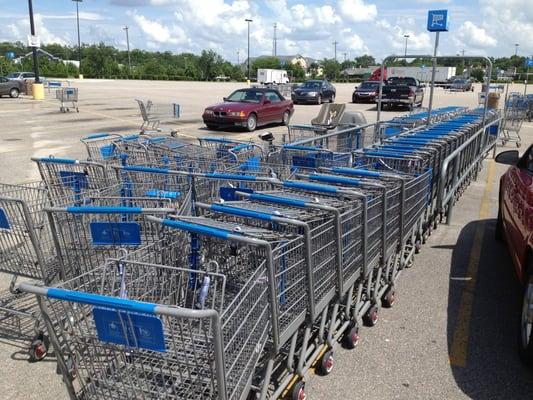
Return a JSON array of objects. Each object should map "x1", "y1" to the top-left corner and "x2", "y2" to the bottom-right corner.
[{"x1": 449, "y1": 160, "x2": 495, "y2": 367}]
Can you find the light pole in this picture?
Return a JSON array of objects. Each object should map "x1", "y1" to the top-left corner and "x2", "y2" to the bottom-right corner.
[
  {"x1": 27, "y1": 0, "x2": 40, "y2": 83},
  {"x1": 72, "y1": 0, "x2": 82, "y2": 74},
  {"x1": 403, "y1": 34, "x2": 410, "y2": 57},
  {"x1": 332, "y1": 41, "x2": 338, "y2": 62},
  {"x1": 245, "y1": 18, "x2": 252, "y2": 82},
  {"x1": 515, "y1": 43, "x2": 519, "y2": 56},
  {"x1": 123, "y1": 26, "x2": 131, "y2": 74}
]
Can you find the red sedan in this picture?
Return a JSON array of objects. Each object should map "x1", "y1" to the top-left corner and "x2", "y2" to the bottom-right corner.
[
  {"x1": 202, "y1": 88, "x2": 293, "y2": 132},
  {"x1": 495, "y1": 145, "x2": 533, "y2": 363}
]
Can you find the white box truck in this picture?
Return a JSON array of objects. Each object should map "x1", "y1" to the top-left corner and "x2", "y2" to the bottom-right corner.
[
  {"x1": 257, "y1": 69, "x2": 289, "y2": 84},
  {"x1": 387, "y1": 66, "x2": 456, "y2": 83}
]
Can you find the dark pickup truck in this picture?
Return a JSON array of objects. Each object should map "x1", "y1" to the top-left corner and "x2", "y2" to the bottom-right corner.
[{"x1": 378, "y1": 77, "x2": 424, "y2": 111}]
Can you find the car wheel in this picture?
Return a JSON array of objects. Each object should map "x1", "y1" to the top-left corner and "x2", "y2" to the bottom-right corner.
[
  {"x1": 246, "y1": 113, "x2": 257, "y2": 132},
  {"x1": 206, "y1": 124, "x2": 218, "y2": 130},
  {"x1": 316, "y1": 95, "x2": 322, "y2": 105},
  {"x1": 9, "y1": 88, "x2": 20, "y2": 98},
  {"x1": 281, "y1": 110, "x2": 291, "y2": 126},
  {"x1": 330, "y1": 94, "x2": 335, "y2": 103},
  {"x1": 519, "y1": 263, "x2": 533, "y2": 365}
]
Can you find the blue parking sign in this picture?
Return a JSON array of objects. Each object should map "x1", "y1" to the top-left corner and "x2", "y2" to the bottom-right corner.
[
  {"x1": 525, "y1": 58, "x2": 533, "y2": 67},
  {"x1": 427, "y1": 10, "x2": 449, "y2": 32}
]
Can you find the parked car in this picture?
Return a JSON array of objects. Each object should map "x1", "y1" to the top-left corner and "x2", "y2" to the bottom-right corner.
[
  {"x1": 378, "y1": 77, "x2": 424, "y2": 111},
  {"x1": 202, "y1": 88, "x2": 293, "y2": 132},
  {"x1": 352, "y1": 81, "x2": 380, "y2": 103},
  {"x1": 6, "y1": 71, "x2": 35, "y2": 82},
  {"x1": 449, "y1": 79, "x2": 473, "y2": 92},
  {"x1": 495, "y1": 145, "x2": 533, "y2": 364},
  {"x1": 0, "y1": 76, "x2": 23, "y2": 98},
  {"x1": 292, "y1": 80, "x2": 336, "y2": 104}
]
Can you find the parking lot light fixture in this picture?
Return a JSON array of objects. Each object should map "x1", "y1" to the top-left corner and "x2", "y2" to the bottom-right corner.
[
  {"x1": 245, "y1": 19, "x2": 253, "y2": 82},
  {"x1": 403, "y1": 34, "x2": 410, "y2": 57},
  {"x1": 73, "y1": 0, "x2": 83, "y2": 73}
]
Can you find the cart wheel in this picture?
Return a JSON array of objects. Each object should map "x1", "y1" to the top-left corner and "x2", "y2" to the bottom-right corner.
[
  {"x1": 415, "y1": 239, "x2": 422, "y2": 254},
  {"x1": 317, "y1": 350, "x2": 334, "y2": 375},
  {"x1": 66, "y1": 108, "x2": 70, "y2": 112},
  {"x1": 76, "y1": 108, "x2": 79, "y2": 113},
  {"x1": 29, "y1": 334, "x2": 49, "y2": 362},
  {"x1": 363, "y1": 304, "x2": 379, "y2": 327},
  {"x1": 343, "y1": 324, "x2": 360, "y2": 349},
  {"x1": 382, "y1": 287, "x2": 396, "y2": 308},
  {"x1": 517, "y1": 142, "x2": 521, "y2": 148},
  {"x1": 291, "y1": 381, "x2": 306, "y2": 400}
]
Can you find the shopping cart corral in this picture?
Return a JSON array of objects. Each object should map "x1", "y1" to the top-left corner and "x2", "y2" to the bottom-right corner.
[{"x1": 2, "y1": 101, "x2": 510, "y2": 399}]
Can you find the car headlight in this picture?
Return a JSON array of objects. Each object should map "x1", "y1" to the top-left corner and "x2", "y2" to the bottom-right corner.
[
  {"x1": 229, "y1": 111, "x2": 246, "y2": 117},
  {"x1": 308, "y1": 92, "x2": 317, "y2": 96},
  {"x1": 204, "y1": 109, "x2": 214, "y2": 115}
]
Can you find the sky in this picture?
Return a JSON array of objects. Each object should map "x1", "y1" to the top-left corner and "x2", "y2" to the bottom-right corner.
[{"x1": 0, "y1": 0, "x2": 531, "y2": 63}]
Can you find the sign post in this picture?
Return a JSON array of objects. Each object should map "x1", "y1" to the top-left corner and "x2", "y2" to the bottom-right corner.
[{"x1": 426, "y1": 10, "x2": 449, "y2": 125}]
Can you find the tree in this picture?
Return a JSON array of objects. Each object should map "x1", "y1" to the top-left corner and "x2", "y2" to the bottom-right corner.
[
  {"x1": 251, "y1": 57, "x2": 281, "y2": 77},
  {"x1": 198, "y1": 50, "x2": 224, "y2": 80},
  {"x1": 471, "y1": 68, "x2": 484, "y2": 82},
  {"x1": 354, "y1": 55, "x2": 376, "y2": 67},
  {"x1": 308, "y1": 62, "x2": 321, "y2": 79},
  {"x1": 285, "y1": 62, "x2": 305, "y2": 81},
  {"x1": 322, "y1": 58, "x2": 341, "y2": 80}
]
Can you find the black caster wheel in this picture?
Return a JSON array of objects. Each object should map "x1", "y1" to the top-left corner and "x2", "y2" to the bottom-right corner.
[
  {"x1": 29, "y1": 334, "x2": 49, "y2": 362},
  {"x1": 76, "y1": 108, "x2": 79, "y2": 113},
  {"x1": 66, "y1": 354, "x2": 77, "y2": 380},
  {"x1": 415, "y1": 240, "x2": 422, "y2": 254},
  {"x1": 382, "y1": 287, "x2": 396, "y2": 308},
  {"x1": 343, "y1": 324, "x2": 360, "y2": 349},
  {"x1": 317, "y1": 350, "x2": 334, "y2": 375},
  {"x1": 291, "y1": 381, "x2": 306, "y2": 400},
  {"x1": 363, "y1": 304, "x2": 379, "y2": 327}
]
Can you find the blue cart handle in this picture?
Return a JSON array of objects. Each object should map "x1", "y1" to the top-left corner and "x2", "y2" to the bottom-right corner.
[
  {"x1": 331, "y1": 167, "x2": 381, "y2": 178},
  {"x1": 64, "y1": 206, "x2": 143, "y2": 214},
  {"x1": 120, "y1": 165, "x2": 170, "y2": 174},
  {"x1": 82, "y1": 133, "x2": 111, "y2": 140},
  {"x1": 47, "y1": 287, "x2": 157, "y2": 314},
  {"x1": 246, "y1": 192, "x2": 307, "y2": 208},
  {"x1": 154, "y1": 217, "x2": 236, "y2": 239},
  {"x1": 204, "y1": 173, "x2": 257, "y2": 181},
  {"x1": 283, "y1": 180, "x2": 338, "y2": 194},
  {"x1": 308, "y1": 174, "x2": 361, "y2": 186}
]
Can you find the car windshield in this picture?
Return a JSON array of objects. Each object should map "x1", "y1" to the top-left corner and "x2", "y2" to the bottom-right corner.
[
  {"x1": 301, "y1": 81, "x2": 322, "y2": 89},
  {"x1": 226, "y1": 90, "x2": 263, "y2": 103},
  {"x1": 6, "y1": 73, "x2": 19, "y2": 78},
  {"x1": 360, "y1": 82, "x2": 379, "y2": 90}
]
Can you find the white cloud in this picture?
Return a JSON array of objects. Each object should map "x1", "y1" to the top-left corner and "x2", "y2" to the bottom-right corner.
[
  {"x1": 41, "y1": 12, "x2": 109, "y2": 21},
  {"x1": 458, "y1": 21, "x2": 497, "y2": 48},
  {"x1": 128, "y1": 10, "x2": 186, "y2": 44},
  {"x1": 338, "y1": 0, "x2": 378, "y2": 22}
]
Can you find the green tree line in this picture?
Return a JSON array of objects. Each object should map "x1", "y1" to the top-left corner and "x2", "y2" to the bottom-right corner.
[{"x1": 0, "y1": 41, "x2": 529, "y2": 82}]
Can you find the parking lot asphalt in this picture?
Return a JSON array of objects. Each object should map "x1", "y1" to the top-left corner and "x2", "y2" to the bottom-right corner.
[{"x1": 0, "y1": 80, "x2": 532, "y2": 399}]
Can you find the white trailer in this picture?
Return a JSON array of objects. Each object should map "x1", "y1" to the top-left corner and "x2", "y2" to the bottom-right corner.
[
  {"x1": 387, "y1": 66, "x2": 456, "y2": 83},
  {"x1": 257, "y1": 69, "x2": 289, "y2": 84}
]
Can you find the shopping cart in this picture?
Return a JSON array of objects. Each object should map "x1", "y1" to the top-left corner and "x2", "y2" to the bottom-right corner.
[
  {"x1": 501, "y1": 93, "x2": 527, "y2": 147},
  {"x1": 0, "y1": 182, "x2": 62, "y2": 360},
  {"x1": 136, "y1": 99, "x2": 181, "y2": 132},
  {"x1": 56, "y1": 87, "x2": 79, "y2": 113},
  {"x1": 80, "y1": 132, "x2": 123, "y2": 162}
]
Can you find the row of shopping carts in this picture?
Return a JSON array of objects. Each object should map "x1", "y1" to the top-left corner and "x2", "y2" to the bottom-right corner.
[{"x1": 0, "y1": 105, "x2": 501, "y2": 400}]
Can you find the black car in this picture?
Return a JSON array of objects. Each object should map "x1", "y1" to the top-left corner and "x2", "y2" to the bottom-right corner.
[
  {"x1": 0, "y1": 76, "x2": 23, "y2": 98},
  {"x1": 292, "y1": 80, "x2": 336, "y2": 105},
  {"x1": 352, "y1": 81, "x2": 380, "y2": 103}
]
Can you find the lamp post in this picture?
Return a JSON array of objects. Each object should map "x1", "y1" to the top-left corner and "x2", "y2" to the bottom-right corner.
[
  {"x1": 27, "y1": 0, "x2": 40, "y2": 83},
  {"x1": 123, "y1": 26, "x2": 131, "y2": 74},
  {"x1": 403, "y1": 34, "x2": 410, "y2": 57},
  {"x1": 72, "y1": 0, "x2": 82, "y2": 74},
  {"x1": 245, "y1": 18, "x2": 253, "y2": 82},
  {"x1": 515, "y1": 43, "x2": 519, "y2": 56}
]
